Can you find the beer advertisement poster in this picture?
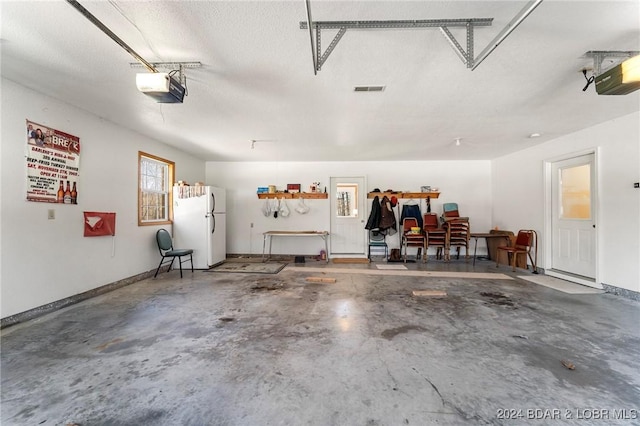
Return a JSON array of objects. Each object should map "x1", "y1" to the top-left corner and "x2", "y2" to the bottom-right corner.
[{"x1": 25, "y1": 120, "x2": 80, "y2": 204}]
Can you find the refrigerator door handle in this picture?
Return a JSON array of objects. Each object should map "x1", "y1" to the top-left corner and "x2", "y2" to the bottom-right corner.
[
  {"x1": 211, "y1": 193, "x2": 216, "y2": 214},
  {"x1": 212, "y1": 214, "x2": 216, "y2": 234}
]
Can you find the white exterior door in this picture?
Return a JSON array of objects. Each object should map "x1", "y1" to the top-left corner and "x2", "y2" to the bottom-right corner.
[
  {"x1": 330, "y1": 177, "x2": 366, "y2": 257},
  {"x1": 551, "y1": 154, "x2": 596, "y2": 279}
]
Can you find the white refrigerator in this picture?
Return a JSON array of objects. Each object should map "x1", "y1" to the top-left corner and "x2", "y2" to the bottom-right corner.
[{"x1": 173, "y1": 186, "x2": 226, "y2": 268}]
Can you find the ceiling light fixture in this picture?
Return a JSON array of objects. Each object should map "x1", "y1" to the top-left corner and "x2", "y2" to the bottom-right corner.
[
  {"x1": 596, "y1": 54, "x2": 640, "y2": 95},
  {"x1": 528, "y1": 133, "x2": 541, "y2": 138},
  {"x1": 622, "y1": 55, "x2": 640, "y2": 82},
  {"x1": 136, "y1": 72, "x2": 185, "y2": 103},
  {"x1": 583, "y1": 51, "x2": 640, "y2": 95},
  {"x1": 455, "y1": 138, "x2": 461, "y2": 147},
  {"x1": 131, "y1": 62, "x2": 201, "y2": 103}
]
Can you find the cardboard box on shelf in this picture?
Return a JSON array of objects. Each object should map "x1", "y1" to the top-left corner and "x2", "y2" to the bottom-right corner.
[{"x1": 287, "y1": 184, "x2": 301, "y2": 193}]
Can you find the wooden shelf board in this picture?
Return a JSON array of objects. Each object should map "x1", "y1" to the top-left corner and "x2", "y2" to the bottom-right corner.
[
  {"x1": 257, "y1": 192, "x2": 328, "y2": 199},
  {"x1": 367, "y1": 192, "x2": 440, "y2": 199}
]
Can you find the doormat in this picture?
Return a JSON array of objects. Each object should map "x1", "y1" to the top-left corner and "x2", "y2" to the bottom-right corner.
[
  {"x1": 518, "y1": 275, "x2": 603, "y2": 294},
  {"x1": 332, "y1": 258, "x2": 370, "y2": 264},
  {"x1": 209, "y1": 262, "x2": 286, "y2": 274},
  {"x1": 376, "y1": 264, "x2": 408, "y2": 270}
]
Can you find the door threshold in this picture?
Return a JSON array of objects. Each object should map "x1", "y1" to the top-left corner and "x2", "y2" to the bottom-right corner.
[{"x1": 546, "y1": 269, "x2": 602, "y2": 289}]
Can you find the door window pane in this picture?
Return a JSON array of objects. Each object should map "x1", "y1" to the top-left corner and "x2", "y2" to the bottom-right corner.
[
  {"x1": 336, "y1": 184, "x2": 358, "y2": 217},
  {"x1": 560, "y1": 164, "x2": 591, "y2": 219}
]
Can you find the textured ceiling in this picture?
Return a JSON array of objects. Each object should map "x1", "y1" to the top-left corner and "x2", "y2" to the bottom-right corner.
[{"x1": 2, "y1": 0, "x2": 639, "y2": 162}]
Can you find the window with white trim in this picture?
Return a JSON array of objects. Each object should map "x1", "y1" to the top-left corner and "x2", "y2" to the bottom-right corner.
[{"x1": 138, "y1": 152, "x2": 174, "y2": 226}]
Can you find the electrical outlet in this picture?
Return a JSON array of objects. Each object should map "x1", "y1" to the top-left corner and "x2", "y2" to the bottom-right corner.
[{"x1": 48, "y1": 209, "x2": 55, "y2": 220}]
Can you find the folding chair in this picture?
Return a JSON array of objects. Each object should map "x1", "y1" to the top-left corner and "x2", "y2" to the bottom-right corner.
[{"x1": 154, "y1": 229, "x2": 194, "y2": 278}]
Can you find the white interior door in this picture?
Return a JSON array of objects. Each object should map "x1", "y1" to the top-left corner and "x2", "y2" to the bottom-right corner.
[
  {"x1": 330, "y1": 177, "x2": 366, "y2": 257},
  {"x1": 551, "y1": 153, "x2": 596, "y2": 279}
]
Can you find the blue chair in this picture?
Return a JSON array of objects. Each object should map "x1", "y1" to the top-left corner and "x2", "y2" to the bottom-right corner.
[
  {"x1": 368, "y1": 230, "x2": 388, "y2": 260},
  {"x1": 154, "y1": 229, "x2": 194, "y2": 278},
  {"x1": 442, "y1": 202, "x2": 460, "y2": 218}
]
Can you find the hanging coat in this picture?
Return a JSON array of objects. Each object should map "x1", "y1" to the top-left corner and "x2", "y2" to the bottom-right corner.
[
  {"x1": 401, "y1": 203, "x2": 423, "y2": 230},
  {"x1": 379, "y1": 196, "x2": 397, "y2": 236},
  {"x1": 365, "y1": 196, "x2": 381, "y2": 231}
]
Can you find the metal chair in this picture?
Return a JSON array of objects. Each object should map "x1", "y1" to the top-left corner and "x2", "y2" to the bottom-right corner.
[
  {"x1": 154, "y1": 229, "x2": 194, "y2": 278},
  {"x1": 368, "y1": 230, "x2": 388, "y2": 260},
  {"x1": 401, "y1": 217, "x2": 427, "y2": 262},
  {"x1": 441, "y1": 203, "x2": 470, "y2": 261},
  {"x1": 442, "y1": 202, "x2": 461, "y2": 219},
  {"x1": 423, "y1": 213, "x2": 446, "y2": 260},
  {"x1": 444, "y1": 218, "x2": 470, "y2": 261}
]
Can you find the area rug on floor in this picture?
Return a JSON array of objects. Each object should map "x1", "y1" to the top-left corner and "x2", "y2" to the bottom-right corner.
[
  {"x1": 375, "y1": 264, "x2": 408, "y2": 270},
  {"x1": 518, "y1": 275, "x2": 603, "y2": 294},
  {"x1": 209, "y1": 262, "x2": 286, "y2": 274}
]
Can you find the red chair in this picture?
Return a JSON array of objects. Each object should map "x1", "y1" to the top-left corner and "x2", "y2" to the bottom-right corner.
[
  {"x1": 496, "y1": 230, "x2": 538, "y2": 272},
  {"x1": 441, "y1": 203, "x2": 470, "y2": 262},
  {"x1": 445, "y1": 218, "x2": 470, "y2": 261},
  {"x1": 401, "y1": 217, "x2": 427, "y2": 262},
  {"x1": 423, "y1": 213, "x2": 446, "y2": 260}
]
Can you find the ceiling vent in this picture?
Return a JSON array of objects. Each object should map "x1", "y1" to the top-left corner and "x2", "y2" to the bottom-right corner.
[{"x1": 354, "y1": 85, "x2": 386, "y2": 92}]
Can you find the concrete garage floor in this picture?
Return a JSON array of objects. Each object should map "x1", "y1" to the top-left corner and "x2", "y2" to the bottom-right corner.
[{"x1": 2, "y1": 259, "x2": 640, "y2": 425}]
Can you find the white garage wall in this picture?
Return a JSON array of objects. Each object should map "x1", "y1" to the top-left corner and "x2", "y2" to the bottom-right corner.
[
  {"x1": 206, "y1": 160, "x2": 492, "y2": 256},
  {"x1": 492, "y1": 112, "x2": 640, "y2": 293},
  {"x1": 0, "y1": 79, "x2": 206, "y2": 318}
]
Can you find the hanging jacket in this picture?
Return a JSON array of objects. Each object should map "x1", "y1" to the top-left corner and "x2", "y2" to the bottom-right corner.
[
  {"x1": 365, "y1": 196, "x2": 381, "y2": 230},
  {"x1": 379, "y1": 196, "x2": 397, "y2": 236},
  {"x1": 401, "y1": 203, "x2": 423, "y2": 230}
]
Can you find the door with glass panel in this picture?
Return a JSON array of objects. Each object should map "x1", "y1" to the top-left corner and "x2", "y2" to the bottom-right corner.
[
  {"x1": 330, "y1": 177, "x2": 366, "y2": 256},
  {"x1": 551, "y1": 154, "x2": 596, "y2": 278}
]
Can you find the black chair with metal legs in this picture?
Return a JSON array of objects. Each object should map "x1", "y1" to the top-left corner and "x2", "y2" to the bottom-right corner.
[{"x1": 154, "y1": 229, "x2": 194, "y2": 278}]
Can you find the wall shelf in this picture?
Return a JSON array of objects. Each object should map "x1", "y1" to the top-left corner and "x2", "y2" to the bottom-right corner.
[
  {"x1": 367, "y1": 192, "x2": 440, "y2": 199},
  {"x1": 257, "y1": 192, "x2": 328, "y2": 199}
]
